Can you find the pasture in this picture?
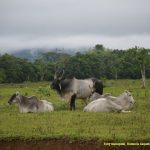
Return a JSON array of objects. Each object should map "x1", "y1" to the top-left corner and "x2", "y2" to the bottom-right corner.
[{"x1": 0, "y1": 80, "x2": 150, "y2": 143}]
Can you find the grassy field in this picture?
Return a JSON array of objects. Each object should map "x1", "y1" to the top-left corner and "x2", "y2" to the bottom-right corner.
[{"x1": 0, "y1": 80, "x2": 150, "y2": 142}]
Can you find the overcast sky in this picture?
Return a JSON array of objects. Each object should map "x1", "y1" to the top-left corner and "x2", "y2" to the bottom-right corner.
[{"x1": 0, "y1": 0, "x2": 150, "y2": 53}]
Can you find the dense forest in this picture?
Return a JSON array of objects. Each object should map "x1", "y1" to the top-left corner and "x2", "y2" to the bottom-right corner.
[{"x1": 0, "y1": 45, "x2": 150, "y2": 86}]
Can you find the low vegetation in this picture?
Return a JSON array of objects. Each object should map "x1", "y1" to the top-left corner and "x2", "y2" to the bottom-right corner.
[{"x1": 0, "y1": 80, "x2": 150, "y2": 142}]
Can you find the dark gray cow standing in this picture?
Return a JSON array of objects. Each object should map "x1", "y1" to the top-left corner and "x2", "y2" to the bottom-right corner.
[{"x1": 51, "y1": 70, "x2": 103, "y2": 110}]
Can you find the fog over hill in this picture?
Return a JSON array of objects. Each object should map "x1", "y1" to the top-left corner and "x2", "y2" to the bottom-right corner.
[{"x1": 10, "y1": 47, "x2": 89, "y2": 61}]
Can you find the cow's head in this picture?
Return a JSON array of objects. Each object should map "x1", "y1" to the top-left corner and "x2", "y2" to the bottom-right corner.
[
  {"x1": 8, "y1": 92, "x2": 20, "y2": 105},
  {"x1": 122, "y1": 90, "x2": 135, "y2": 110},
  {"x1": 51, "y1": 70, "x2": 64, "y2": 91}
]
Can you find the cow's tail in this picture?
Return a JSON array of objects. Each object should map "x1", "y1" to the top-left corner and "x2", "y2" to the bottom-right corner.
[{"x1": 92, "y1": 78, "x2": 103, "y2": 95}]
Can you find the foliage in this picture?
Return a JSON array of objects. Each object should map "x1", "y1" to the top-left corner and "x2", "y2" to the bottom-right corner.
[{"x1": 0, "y1": 46, "x2": 150, "y2": 83}]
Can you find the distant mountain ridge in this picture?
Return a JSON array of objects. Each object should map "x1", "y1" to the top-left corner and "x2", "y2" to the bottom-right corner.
[
  {"x1": 10, "y1": 48, "x2": 88, "y2": 61},
  {"x1": 11, "y1": 49, "x2": 39, "y2": 61}
]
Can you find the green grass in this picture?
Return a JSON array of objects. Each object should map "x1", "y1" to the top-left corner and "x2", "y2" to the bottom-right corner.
[{"x1": 0, "y1": 80, "x2": 150, "y2": 142}]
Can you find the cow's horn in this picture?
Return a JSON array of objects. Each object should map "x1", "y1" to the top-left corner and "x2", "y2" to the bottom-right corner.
[{"x1": 58, "y1": 70, "x2": 64, "y2": 80}]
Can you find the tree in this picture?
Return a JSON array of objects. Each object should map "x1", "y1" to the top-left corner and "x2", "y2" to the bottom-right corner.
[
  {"x1": 0, "y1": 69, "x2": 6, "y2": 83},
  {"x1": 94, "y1": 44, "x2": 104, "y2": 51},
  {"x1": 135, "y1": 47, "x2": 150, "y2": 88},
  {"x1": 34, "y1": 58, "x2": 48, "y2": 81},
  {"x1": 124, "y1": 47, "x2": 150, "y2": 88}
]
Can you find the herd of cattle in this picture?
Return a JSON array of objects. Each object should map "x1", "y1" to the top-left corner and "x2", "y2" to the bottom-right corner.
[{"x1": 8, "y1": 70, "x2": 135, "y2": 113}]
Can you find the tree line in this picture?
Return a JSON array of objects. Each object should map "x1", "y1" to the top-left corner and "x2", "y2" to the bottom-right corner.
[{"x1": 0, "y1": 45, "x2": 150, "y2": 87}]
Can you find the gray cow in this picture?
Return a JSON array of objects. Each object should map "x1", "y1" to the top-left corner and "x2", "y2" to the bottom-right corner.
[
  {"x1": 8, "y1": 92, "x2": 54, "y2": 113},
  {"x1": 51, "y1": 70, "x2": 103, "y2": 110}
]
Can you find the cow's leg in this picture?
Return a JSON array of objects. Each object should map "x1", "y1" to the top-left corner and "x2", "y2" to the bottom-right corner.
[
  {"x1": 121, "y1": 110, "x2": 131, "y2": 113},
  {"x1": 70, "y1": 94, "x2": 76, "y2": 111},
  {"x1": 108, "y1": 101, "x2": 123, "y2": 112}
]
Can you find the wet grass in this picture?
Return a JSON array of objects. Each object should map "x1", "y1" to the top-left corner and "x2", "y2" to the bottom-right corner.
[{"x1": 0, "y1": 80, "x2": 150, "y2": 142}]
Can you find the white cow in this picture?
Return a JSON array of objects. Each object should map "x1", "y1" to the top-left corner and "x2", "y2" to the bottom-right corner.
[{"x1": 83, "y1": 91, "x2": 135, "y2": 112}]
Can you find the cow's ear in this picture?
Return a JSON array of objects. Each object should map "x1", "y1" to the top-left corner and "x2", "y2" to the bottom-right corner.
[
  {"x1": 124, "y1": 90, "x2": 128, "y2": 93},
  {"x1": 124, "y1": 90, "x2": 129, "y2": 96},
  {"x1": 16, "y1": 91, "x2": 20, "y2": 95}
]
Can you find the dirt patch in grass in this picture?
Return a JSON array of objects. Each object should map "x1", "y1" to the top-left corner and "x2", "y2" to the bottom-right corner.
[{"x1": 0, "y1": 139, "x2": 150, "y2": 150}]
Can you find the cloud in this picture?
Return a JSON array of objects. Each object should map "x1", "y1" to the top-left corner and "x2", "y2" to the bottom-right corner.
[
  {"x1": 0, "y1": 0, "x2": 150, "y2": 52},
  {"x1": 0, "y1": 34, "x2": 150, "y2": 53}
]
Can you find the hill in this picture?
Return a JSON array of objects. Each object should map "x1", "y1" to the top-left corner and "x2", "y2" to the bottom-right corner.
[{"x1": 10, "y1": 48, "x2": 87, "y2": 61}]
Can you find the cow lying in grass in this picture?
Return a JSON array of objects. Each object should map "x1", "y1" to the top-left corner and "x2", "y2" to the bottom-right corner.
[
  {"x1": 84, "y1": 91, "x2": 135, "y2": 112},
  {"x1": 8, "y1": 92, "x2": 54, "y2": 113}
]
